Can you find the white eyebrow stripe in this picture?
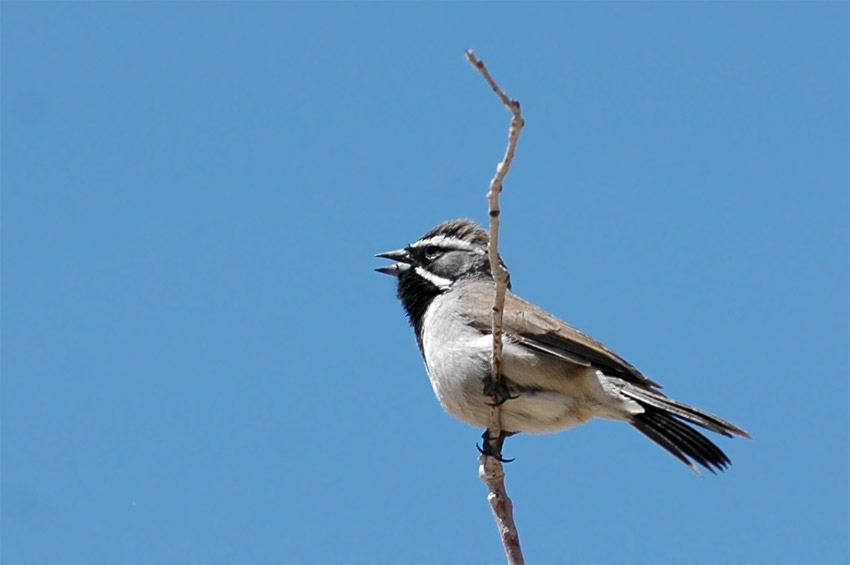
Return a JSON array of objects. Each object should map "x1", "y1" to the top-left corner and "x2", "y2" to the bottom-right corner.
[
  {"x1": 414, "y1": 266, "x2": 453, "y2": 290},
  {"x1": 410, "y1": 235, "x2": 481, "y2": 252}
]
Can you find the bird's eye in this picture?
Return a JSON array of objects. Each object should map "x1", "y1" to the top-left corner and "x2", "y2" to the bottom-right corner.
[{"x1": 423, "y1": 245, "x2": 441, "y2": 259}]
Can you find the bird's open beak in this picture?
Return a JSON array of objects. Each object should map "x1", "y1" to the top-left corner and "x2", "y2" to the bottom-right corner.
[{"x1": 375, "y1": 248, "x2": 412, "y2": 277}]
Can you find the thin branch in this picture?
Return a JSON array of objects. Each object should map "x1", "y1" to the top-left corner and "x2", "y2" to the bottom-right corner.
[{"x1": 466, "y1": 49, "x2": 525, "y2": 565}]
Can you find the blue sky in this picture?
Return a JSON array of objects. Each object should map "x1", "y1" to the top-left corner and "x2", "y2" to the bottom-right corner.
[{"x1": 2, "y1": 3, "x2": 847, "y2": 564}]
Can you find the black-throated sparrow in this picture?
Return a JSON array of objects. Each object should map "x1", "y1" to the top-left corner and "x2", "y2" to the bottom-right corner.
[{"x1": 376, "y1": 218, "x2": 749, "y2": 473}]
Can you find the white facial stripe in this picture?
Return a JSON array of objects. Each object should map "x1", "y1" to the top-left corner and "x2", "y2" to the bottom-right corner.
[
  {"x1": 414, "y1": 266, "x2": 453, "y2": 290},
  {"x1": 410, "y1": 235, "x2": 483, "y2": 253}
]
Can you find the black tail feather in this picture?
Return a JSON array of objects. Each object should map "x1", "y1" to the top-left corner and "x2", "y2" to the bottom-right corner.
[
  {"x1": 621, "y1": 383, "x2": 751, "y2": 439},
  {"x1": 632, "y1": 408, "x2": 733, "y2": 474}
]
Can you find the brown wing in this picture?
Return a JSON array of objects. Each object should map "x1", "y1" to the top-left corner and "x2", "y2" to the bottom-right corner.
[{"x1": 467, "y1": 289, "x2": 662, "y2": 390}]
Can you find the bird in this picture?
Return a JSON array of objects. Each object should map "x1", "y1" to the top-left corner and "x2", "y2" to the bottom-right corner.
[{"x1": 376, "y1": 218, "x2": 750, "y2": 473}]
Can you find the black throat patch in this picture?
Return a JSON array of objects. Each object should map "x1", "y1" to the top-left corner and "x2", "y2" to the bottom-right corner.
[{"x1": 396, "y1": 267, "x2": 445, "y2": 351}]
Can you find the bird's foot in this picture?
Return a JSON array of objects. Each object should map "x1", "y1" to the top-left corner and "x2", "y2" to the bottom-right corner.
[
  {"x1": 476, "y1": 430, "x2": 515, "y2": 463},
  {"x1": 483, "y1": 375, "x2": 519, "y2": 406}
]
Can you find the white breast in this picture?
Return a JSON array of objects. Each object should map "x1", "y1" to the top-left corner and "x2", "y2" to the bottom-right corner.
[{"x1": 420, "y1": 292, "x2": 493, "y2": 427}]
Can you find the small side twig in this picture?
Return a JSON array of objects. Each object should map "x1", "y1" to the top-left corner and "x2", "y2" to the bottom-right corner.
[{"x1": 465, "y1": 49, "x2": 525, "y2": 565}]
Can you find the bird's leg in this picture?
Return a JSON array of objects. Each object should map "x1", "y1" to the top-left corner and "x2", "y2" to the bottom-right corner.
[{"x1": 479, "y1": 375, "x2": 518, "y2": 461}]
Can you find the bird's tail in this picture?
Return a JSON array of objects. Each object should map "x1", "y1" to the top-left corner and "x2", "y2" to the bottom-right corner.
[{"x1": 619, "y1": 383, "x2": 751, "y2": 474}]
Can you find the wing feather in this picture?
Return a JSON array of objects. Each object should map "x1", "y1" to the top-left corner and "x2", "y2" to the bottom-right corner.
[{"x1": 464, "y1": 287, "x2": 661, "y2": 389}]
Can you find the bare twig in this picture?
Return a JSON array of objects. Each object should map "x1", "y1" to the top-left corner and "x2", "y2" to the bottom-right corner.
[{"x1": 466, "y1": 49, "x2": 525, "y2": 565}]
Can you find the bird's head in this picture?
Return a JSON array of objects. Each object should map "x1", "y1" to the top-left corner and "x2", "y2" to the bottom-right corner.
[{"x1": 376, "y1": 218, "x2": 510, "y2": 334}]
